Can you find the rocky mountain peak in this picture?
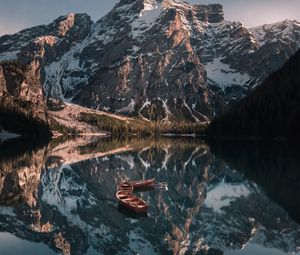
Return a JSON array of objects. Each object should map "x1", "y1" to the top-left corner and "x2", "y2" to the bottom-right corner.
[
  {"x1": 113, "y1": 0, "x2": 224, "y2": 24},
  {"x1": 193, "y1": 4, "x2": 224, "y2": 23},
  {"x1": 52, "y1": 13, "x2": 92, "y2": 40},
  {"x1": 54, "y1": 13, "x2": 77, "y2": 36},
  {"x1": 1, "y1": 0, "x2": 300, "y2": 123}
]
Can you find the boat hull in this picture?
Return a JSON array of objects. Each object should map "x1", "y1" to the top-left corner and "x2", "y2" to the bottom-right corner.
[
  {"x1": 116, "y1": 179, "x2": 155, "y2": 213},
  {"x1": 116, "y1": 191, "x2": 148, "y2": 213},
  {"x1": 128, "y1": 178, "x2": 155, "y2": 190}
]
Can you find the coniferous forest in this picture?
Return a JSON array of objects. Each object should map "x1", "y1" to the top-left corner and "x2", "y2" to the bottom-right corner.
[{"x1": 208, "y1": 49, "x2": 300, "y2": 140}]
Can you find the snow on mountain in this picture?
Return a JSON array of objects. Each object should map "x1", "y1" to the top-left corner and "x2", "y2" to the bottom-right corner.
[
  {"x1": 131, "y1": 1, "x2": 164, "y2": 38},
  {"x1": 205, "y1": 57, "x2": 252, "y2": 89},
  {"x1": 250, "y1": 19, "x2": 300, "y2": 47},
  {"x1": 1, "y1": 0, "x2": 300, "y2": 121}
]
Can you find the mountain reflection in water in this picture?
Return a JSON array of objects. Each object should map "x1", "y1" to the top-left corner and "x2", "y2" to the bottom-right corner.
[{"x1": 0, "y1": 136, "x2": 300, "y2": 255}]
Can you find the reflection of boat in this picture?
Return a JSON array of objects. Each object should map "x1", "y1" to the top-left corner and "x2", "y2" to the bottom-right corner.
[
  {"x1": 116, "y1": 191, "x2": 148, "y2": 213},
  {"x1": 117, "y1": 203, "x2": 148, "y2": 218},
  {"x1": 116, "y1": 179, "x2": 155, "y2": 213},
  {"x1": 128, "y1": 178, "x2": 155, "y2": 190},
  {"x1": 117, "y1": 182, "x2": 133, "y2": 193}
]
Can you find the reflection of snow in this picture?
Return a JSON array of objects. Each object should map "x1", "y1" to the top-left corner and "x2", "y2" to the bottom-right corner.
[
  {"x1": 0, "y1": 232, "x2": 57, "y2": 255},
  {"x1": 128, "y1": 229, "x2": 156, "y2": 254},
  {"x1": 205, "y1": 178, "x2": 252, "y2": 213},
  {"x1": 41, "y1": 165, "x2": 113, "y2": 245},
  {"x1": 116, "y1": 154, "x2": 135, "y2": 170},
  {"x1": 0, "y1": 127, "x2": 20, "y2": 142},
  {"x1": 225, "y1": 243, "x2": 297, "y2": 255},
  {"x1": 41, "y1": 165, "x2": 97, "y2": 213}
]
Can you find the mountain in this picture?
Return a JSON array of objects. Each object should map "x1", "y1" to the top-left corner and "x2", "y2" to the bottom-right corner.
[
  {"x1": 1, "y1": 0, "x2": 300, "y2": 122},
  {"x1": 0, "y1": 61, "x2": 50, "y2": 137},
  {"x1": 208, "y1": 48, "x2": 300, "y2": 139}
]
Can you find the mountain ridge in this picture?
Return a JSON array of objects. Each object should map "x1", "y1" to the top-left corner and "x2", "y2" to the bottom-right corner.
[
  {"x1": 208, "y1": 48, "x2": 300, "y2": 139},
  {"x1": 1, "y1": 0, "x2": 300, "y2": 124}
]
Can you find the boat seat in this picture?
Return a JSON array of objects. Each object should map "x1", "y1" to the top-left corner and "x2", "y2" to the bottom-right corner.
[{"x1": 123, "y1": 198, "x2": 135, "y2": 201}]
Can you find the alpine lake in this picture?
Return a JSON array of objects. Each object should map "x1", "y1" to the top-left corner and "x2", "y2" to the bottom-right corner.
[{"x1": 0, "y1": 135, "x2": 300, "y2": 255}]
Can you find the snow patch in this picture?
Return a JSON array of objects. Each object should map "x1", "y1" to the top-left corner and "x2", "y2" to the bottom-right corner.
[
  {"x1": 44, "y1": 39, "x2": 89, "y2": 99},
  {"x1": 183, "y1": 99, "x2": 200, "y2": 123},
  {"x1": 205, "y1": 57, "x2": 251, "y2": 88},
  {"x1": 162, "y1": 99, "x2": 172, "y2": 123},
  {"x1": 138, "y1": 99, "x2": 151, "y2": 121},
  {"x1": 131, "y1": 2, "x2": 163, "y2": 38},
  {"x1": 0, "y1": 207, "x2": 16, "y2": 217},
  {"x1": 250, "y1": 19, "x2": 300, "y2": 47},
  {"x1": 225, "y1": 243, "x2": 299, "y2": 255},
  {"x1": 0, "y1": 51, "x2": 19, "y2": 61}
]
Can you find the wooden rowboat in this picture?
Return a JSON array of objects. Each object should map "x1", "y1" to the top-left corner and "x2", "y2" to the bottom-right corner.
[
  {"x1": 116, "y1": 191, "x2": 148, "y2": 213},
  {"x1": 116, "y1": 178, "x2": 155, "y2": 213},
  {"x1": 128, "y1": 178, "x2": 155, "y2": 190}
]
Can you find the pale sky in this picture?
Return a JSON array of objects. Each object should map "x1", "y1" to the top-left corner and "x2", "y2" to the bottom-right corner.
[{"x1": 0, "y1": 0, "x2": 300, "y2": 36}]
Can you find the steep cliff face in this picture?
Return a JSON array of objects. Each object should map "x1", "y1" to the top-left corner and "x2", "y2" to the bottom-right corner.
[
  {"x1": 0, "y1": 13, "x2": 93, "y2": 135},
  {"x1": 0, "y1": 61, "x2": 50, "y2": 136},
  {"x1": 74, "y1": 0, "x2": 225, "y2": 122},
  {"x1": 0, "y1": 13, "x2": 92, "y2": 99},
  {"x1": 0, "y1": 0, "x2": 300, "y2": 122}
]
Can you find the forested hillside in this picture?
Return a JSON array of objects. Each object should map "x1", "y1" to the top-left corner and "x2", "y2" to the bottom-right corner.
[{"x1": 208, "y1": 49, "x2": 300, "y2": 139}]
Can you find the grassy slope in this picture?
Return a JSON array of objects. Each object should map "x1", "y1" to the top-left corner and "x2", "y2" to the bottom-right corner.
[{"x1": 49, "y1": 102, "x2": 209, "y2": 137}]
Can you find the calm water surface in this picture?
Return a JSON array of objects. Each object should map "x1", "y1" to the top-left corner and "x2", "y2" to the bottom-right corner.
[{"x1": 0, "y1": 136, "x2": 300, "y2": 255}]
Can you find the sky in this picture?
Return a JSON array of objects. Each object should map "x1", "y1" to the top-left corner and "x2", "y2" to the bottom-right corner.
[{"x1": 1, "y1": 0, "x2": 300, "y2": 36}]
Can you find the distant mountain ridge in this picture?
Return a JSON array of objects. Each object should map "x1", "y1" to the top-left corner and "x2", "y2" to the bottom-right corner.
[
  {"x1": 1, "y1": 0, "x2": 300, "y2": 122},
  {"x1": 208, "y1": 48, "x2": 300, "y2": 139}
]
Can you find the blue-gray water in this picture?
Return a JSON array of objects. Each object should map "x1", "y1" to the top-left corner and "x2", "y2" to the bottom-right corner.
[{"x1": 0, "y1": 136, "x2": 300, "y2": 255}]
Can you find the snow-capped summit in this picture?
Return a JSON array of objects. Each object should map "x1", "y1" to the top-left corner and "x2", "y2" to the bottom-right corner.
[{"x1": 250, "y1": 19, "x2": 300, "y2": 47}]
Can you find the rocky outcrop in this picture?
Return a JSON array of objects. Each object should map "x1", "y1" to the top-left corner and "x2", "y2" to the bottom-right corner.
[
  {"x1": 0, "y1": 61, "x2": 50, "y2": 136},
  {"x1": 0, "y1": 13, "x2": 93, "y2": 135},
  {"x1": 0, "y1": 65, "x2": 6, "y2": 96},
  {"x1": 193, "y1": 4, "x2": 224, "y2": 23},
  {"x1": 18, "y1": 13, "x2": 92, "y2": 65},
  {"x1": 74, "y1": 2, "x2": 224, "y2": 122}
]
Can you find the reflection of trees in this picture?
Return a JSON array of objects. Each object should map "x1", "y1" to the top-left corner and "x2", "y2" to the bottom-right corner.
[
  {"x1": 0, "y1": 138, "x2": 47, "y2": 206},
  {"x1": 1, "y1": 136, "x2": 300, "y2": 255},
  {"x1": 0, "y1": 137, "x2": 216, "y2": 254},
  {"x1": 209, "y1": 139, "x2": 300, "y2": 224}
]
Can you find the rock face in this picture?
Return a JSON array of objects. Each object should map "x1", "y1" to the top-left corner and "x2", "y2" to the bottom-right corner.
[
  {"x1": 0, "y1": 61, "x2": 50, "y2": 136},
  {"x1": 1, "y1": 0, "x2": 300, "y2": 122}
]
